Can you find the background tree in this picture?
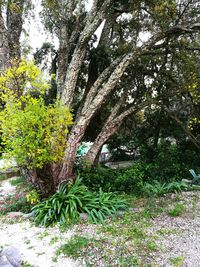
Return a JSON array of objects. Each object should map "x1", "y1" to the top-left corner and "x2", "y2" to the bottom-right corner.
[{"x1": 0, "y1": 0, "x2": 29, "y2": 70}]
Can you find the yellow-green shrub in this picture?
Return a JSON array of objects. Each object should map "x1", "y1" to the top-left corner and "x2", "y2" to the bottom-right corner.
[{"x1": 0, "y1": 60, "x2": 73, "y2": 169}]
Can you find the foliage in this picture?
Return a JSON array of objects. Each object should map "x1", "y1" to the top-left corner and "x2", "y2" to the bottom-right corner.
[
  {"x1": 10, "y1": 177, "x2": 25, "y2": 186},
  {"x1": 0, "y1": 193, "x2": 33, "y2": 215},
  {"x1": 0, "y1": 60, "x2": 73, "y2": 170},
  {"x1": 0, "y1": 59, "x2": 48, "y2": 97},
  {"x1": 56, "y1": 235, "x2": 94, "y2": 259},
  {"x1": 0, "y1": 174, "x2": 7, "y2": 182},
  {"x1": 168, "y1": 203, "x2": 186, "y2": 217},
  {"x1": 32, "y1": 178, "x2": 90, "y2": 226},
  {"x1": 83, "y1": 188, "x2": 128, "y2": 224},
  {"x1": 142, "y1": 181, "x2": 189, "y2": 197},
  {"x1": 170, "y1": 256, "x2": 185, "y2": 267},
  {"x1": 26, "y1": 189, "x2": 40, "y2": 204},
  {"x1": 114, "y1": 162, "x2": 145, "y2": 194},
  {"x1": 32, "y1": 177, "x2": 128, "y2": 226},
  {"x1": 79, "y1": 166, "x2": 119, "y2": 192}
]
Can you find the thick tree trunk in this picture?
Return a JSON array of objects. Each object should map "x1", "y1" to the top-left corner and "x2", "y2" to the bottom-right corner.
[
  {"x1": 7, "y1": 0, "x2": 25, "y2": 60},
  {"x1": 58, "y1": 124, "x2": 86, "y2": 181},
  {"x1": 0, "y1": 0, "x2": 24, "y2": 71},
  {"x1": 23, "y1": 163, "x2": 62, "y2": 196},
  {"x1": 0, "y1": 9, "x2": 9, "y2": 71}
]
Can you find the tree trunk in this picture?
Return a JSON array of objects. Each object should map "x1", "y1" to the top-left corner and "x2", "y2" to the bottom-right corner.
[
  {"x1": 7, "y1": 0, "x2": 25, "y2": 60},
  {"x1": 58, "y1": 124, "x2": 86, "y2": 181},
  {"x1": 85, "y1": 101, "x2": 149, "y2": 165},
  {"x1": 22, "y1": 163, "x2": 62, "y2": 196},
  {"x1": 0, "y1": 9, "x2": 9, "y2": 71},
  {"x1": 85, "y1": 123, "x2": 120, "y2": 165}
]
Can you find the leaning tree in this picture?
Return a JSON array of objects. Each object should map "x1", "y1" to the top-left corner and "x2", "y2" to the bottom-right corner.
[
  {"x1": 1, "y1": 0, "x2": 200, "y2": 194},
  {"x1": 48, "y1": 0, "x2": 200, "y2": 182}
]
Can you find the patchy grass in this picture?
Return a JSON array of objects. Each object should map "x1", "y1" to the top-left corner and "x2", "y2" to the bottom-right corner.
[
  {"x1": 22, "y1": 261, "x2": 35, "y2": 267},
  {"x1": 58, "y1": 192, "x2": 200, "y2": 266},
  {"x1": 168, "y1": 203, "x2": 186, "y2": 217},
  {"x1": 10, "y1": 176, "x2": 25, "y2": 186},
  {"x1": 56, "y1": 235, "x2": 96, "y2": 258},
  {"x1": 49, "y1": 236, "x2": 59, "y2": 245},
  {"x1": 0, "y1": 174, "x2": 7, "y2": 182},
  {"x1": 170, "y1": 255, "x2": 185, "y2": 266}
]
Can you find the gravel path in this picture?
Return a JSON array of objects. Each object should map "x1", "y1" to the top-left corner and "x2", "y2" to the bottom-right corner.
[
  {"x1": 149, "y1": 215, "x2": 200, "y2": 267},
  {"x1": 0, "y1": 221, "x2": 80, "y2": 267}
]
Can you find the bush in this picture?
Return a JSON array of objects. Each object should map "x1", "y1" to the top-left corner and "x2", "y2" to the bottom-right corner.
[
  {"x1": 32, "y1": 177, "x2": 128, "y2": 226},
  {"x1": 80, "y1": 166, "x2": 119, "y2": 192},
  {"x1": 32, "y1": 178, "x2": 91, "y2": 226},
  {"x1": 0, "y1": 60, "x2": 73, "y2": 170},
  {"x1": 140, "y1": 142, "x2": 195, "y2": 183},
  {"x1": 83, "y1": 188, "x2": 127, "y2": 224},
  {"x1": 114, "y1": 162, "x2": 145, "y2": 194}
]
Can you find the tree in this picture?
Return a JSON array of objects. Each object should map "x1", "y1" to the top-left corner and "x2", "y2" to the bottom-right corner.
[
  {"x1": 51, "y1": 0, "x2": 200, "y2": 181},
  {"x1": 0, "y1": 0, "x2": 28, "y2": 70},
  {"x1": 1, "y1": 0, "x2": 200, "y2": 194}
]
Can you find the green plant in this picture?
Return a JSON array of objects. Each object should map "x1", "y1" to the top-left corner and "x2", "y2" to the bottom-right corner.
[
  {"x1": 0, "y1": 174, "x2": 7, "y2": 182},
  {"x1": 0, "y1": 60, "x2": 73, "y2": 171},
  {"x1": 115, "y1": 162, "x2": 145, "y2": 193},
  {"x1": 79, "y1": 166, "x2": 119, "y2": 192},
  {"x1": 170, "y1": 256, "x2": 185, "y2": 266},
  {"x1": 10, "y1": 177, "x2": 25, "y2": 186},
  {"x1": 32, "y1": 178, "x2": 91, "y2": 226},
  {"x1": 56, "y1": 235, "x2": 93, "y2": 258},
  {"x1": 26, "y1": 189, "x2": 40, "y2": 204},
  {"x1": 146, "y1": 240, "x2": 158, "y2": 251},
  {"x1": 33, "y1": 177, "x2": 128, "y2": 226},
  {"x1": 0, "y1": 193, "x2": 33, "y2": 215},
  {"x1": 143, "y1": 181, "x2": 189, "y2": 197},
  {"x1": 168, "y1": 203, "x2": 186, "y2": 217},
  {"x1": 83, "y1": 189, "x2": 128, "y2": 224}
]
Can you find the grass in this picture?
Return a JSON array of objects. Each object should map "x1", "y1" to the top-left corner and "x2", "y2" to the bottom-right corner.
[
  {"x1": 170, "y1": 255, "x2": 185, "y2": 266},
  {"x1": 9, "y1": 176, "x2": 25, "y2": 186},
  {"x1": 1, "y1": 179, "x2": 199, "y2": 267},
  {"x1": 0, "y1": 174, "x2": 7, "y2": 182},
  {"x1": 168, "y1": 203, "x2": 186, "y2": 217},
  {"x1": 64, "y1": 192, "x2": 199, "y2": 266},
  {"x1": 56, "y1": 235, "x2": 95, "y2": 258}
]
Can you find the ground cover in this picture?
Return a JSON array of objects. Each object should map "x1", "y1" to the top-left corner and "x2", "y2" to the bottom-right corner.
[{"x1": 1, "y1": 177, "x2": 200, "y2": 266}]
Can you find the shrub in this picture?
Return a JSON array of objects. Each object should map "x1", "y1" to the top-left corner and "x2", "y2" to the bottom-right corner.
[
  {"x1": 0, "y1": 60, "x2": 73, "y2": 171},
  {"x1": 32, "y1": 177, "x2": 128, "y2": 226},
  {"x1": 83, "y1": 189, "x2": 128, "y2": 224},
  {"x1": 114, "y1": 162, "x2": 145, "y2": 194},
  {"x1": 32, "y1": 178, "x2": 91, "y2": 226},
  {"x1": 80, "y1": 166, "x2": 119, "y2": 192}
]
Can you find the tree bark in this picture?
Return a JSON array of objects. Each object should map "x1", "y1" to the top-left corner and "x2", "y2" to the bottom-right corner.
[
  {"x1": 0, "y1": 8, "x2": 9, "y2": 71},
  {"x1": 85, "y1": 101, "x2": 149, "y2": 165},
  {"x1": 0, "y1": 0, "x2": 24, "y2": 71},
  {"x1": 7, "y1": 0, "x2": 25, "y2": 60}
]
